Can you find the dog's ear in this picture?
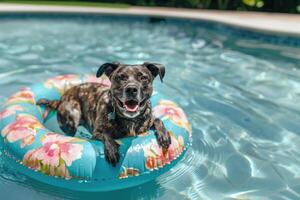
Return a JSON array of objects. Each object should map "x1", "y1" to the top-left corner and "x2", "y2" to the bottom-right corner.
[
  {"x1": 96, "y1": 62, "x2": 120, "y2": 78},
  {"x1": 144, "y1": 62, "x2": 165, "y2": 82}
]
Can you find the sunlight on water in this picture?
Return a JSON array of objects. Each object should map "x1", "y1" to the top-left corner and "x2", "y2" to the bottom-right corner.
[{"x1": 0, "y1": 14, "x2": 300, "y2": 199}]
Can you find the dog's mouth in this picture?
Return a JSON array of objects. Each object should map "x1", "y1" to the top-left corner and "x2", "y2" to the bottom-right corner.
[
  {"x1": 115, "y1": 98, "x2": 147, "y2": 113},
  {"x1": 124, "y1": 100, "x2": 139, "y2": 112}
]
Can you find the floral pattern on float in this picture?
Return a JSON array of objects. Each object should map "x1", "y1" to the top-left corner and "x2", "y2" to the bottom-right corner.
[
  {"x1": 23, "y1": 133, "x2": 84, "y2": 179},
  {"x1": 44, "y1": 74, "x2": 81, "y2": 95},
  {"x1": 153, "y1": 100, "x2": 192, "y2": 136},
  {"x1": 119, "y1": 167, "x2": 140, "y2": 179},
  {"x1": 0, "y1": 74, "x2": 192, "y2": 187},
  {"x1": 83, "y1": 74, "x2": 111, "y2": 86},
  {"x1": 144, "y1": 134, "x2": 184, "y2": 170},
  {"x1": 0, "y1": 105, "x2": 24, "y2": 119},
  {"x1": 1, "y1": 114, "x2": 43, "y2": 148},
  {"x1": 6, "y1": 88, "x2": 35, "y2": 105}
]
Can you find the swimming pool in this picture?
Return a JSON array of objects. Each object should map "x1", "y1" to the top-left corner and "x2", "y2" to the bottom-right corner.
[{"x1": 0, "y1": 13, "x2": 300, "y2": 200}]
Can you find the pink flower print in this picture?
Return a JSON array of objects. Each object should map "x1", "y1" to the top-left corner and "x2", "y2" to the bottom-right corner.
[
  {"x1": 1, "y1": 114, "x2": 42, "y2": 148},
  {"x1": 23, "y1": 133, "x2": 84, "y2": 178},
  {"x1": 144, "y1": 135, "x2": 185, "y2": 170},
  {"x1": 0, "y1": 105, "x2": 24, "y2": 119},
  {"x1": 153, "y1": 100, "x2": 192, "y2": 136},
  {"x1": 6, "y1": 88, "x2": 35, "y2": 105},
  {"x1": 44, "y1": 74, "x2": 81, "y2": 95},
  {"x1": 84, "y1": 74, "x2": 111, "y2": 86}
]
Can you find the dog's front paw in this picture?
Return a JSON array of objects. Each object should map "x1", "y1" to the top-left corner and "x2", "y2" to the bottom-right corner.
[
  {"x1": 104, "y1": 140, "x2": 120, "y2": 167},
  {"x1": 156, "y1": 130, "x2": 171, "y2": 150}
]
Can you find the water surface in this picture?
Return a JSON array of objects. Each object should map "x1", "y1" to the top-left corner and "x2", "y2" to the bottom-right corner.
[{"x1": 0, "y1": 14, "x2": 300, "y2": 200}]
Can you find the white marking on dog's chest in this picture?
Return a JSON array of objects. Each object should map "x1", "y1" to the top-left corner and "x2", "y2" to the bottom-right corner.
[{"x1": 129, "y1": 123, "x2": 136, "y2": 137}]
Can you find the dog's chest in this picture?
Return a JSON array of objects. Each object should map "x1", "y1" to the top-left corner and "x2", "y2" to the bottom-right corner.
[
  {"x1": 129, "y1": 118, "x2": 153, "y2": 137},
  {"x1": 128, "y1": 123, "x2": 136, "y2": 137},
  {"x1": 112, "y1": 119, "x2": 150, "y2": 138}
]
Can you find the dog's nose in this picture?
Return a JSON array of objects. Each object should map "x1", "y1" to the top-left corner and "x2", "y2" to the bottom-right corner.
[{"x1": 125, "y1": 86, "x2": 138, "y2": 97}]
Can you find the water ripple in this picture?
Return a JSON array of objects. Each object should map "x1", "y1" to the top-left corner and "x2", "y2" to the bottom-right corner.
[{"x1": 0, "y1": 15, "x2": 300, "y2": 200}]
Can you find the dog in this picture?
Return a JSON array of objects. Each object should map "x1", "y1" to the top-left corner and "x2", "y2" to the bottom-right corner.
[{"x1": 37, "y1": 62, "x2": 171, "y2": 166}]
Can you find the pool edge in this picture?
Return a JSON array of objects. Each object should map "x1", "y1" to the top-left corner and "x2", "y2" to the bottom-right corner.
[{"x1": 0, "y1": 3, "x2": 299, "y2": 37}]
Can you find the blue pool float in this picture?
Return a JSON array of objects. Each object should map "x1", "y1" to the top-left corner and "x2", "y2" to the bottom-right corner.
[{"x1": 0, "y1": 74, "x2": 192, "y2": 191}]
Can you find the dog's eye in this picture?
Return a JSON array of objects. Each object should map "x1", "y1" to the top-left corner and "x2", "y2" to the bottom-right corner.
[
  {"x1": 140, "y1": 76, "x2": 148, "y2": 81},
  {"x1": 118, "y1": 74, "x2": 128, "y2": 82}
]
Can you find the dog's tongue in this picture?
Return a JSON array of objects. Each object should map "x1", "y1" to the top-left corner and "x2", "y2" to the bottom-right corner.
[{"x1": 124, "y1": 100, "x2": 139, "y2": 112}]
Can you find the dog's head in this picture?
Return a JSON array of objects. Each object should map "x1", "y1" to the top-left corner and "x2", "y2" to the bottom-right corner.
[{"x1": 96, "y1": 62, "x2": 165, "y2": 118}]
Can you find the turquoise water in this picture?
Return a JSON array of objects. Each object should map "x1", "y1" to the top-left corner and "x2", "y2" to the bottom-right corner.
[{"x1": 0, "y1": 14, "x2": 300, "y2": 200}]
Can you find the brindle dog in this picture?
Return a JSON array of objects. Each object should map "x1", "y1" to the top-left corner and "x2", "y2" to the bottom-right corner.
[{"x1": 37, "y1": 62, "x2": 171, "y2": 166}]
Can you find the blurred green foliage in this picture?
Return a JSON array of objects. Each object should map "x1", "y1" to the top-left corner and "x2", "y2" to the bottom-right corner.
[
  {"x1": 1, "y1": 0, "x2": 300, "y2": 13},
  {"x1": 0, "y1": 0, "x2": 129, "y2": 7},
  {"x1": 94, "y1": 0, "x2": 300, "y2": 13}
]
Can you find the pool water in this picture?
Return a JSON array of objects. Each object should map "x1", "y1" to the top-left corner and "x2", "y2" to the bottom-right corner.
[{"x1": 0, "y1": 14, "x2": 300, "y2": 200}]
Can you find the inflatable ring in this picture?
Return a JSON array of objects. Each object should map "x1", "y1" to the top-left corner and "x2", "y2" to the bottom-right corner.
[{"x1": 0, "y1": 74, "x2": 192, "y2": 191}]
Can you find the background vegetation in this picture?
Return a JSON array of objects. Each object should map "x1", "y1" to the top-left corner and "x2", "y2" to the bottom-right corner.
[{"x1": 1, "y1": 0, "x2": 300, "y2": 13}]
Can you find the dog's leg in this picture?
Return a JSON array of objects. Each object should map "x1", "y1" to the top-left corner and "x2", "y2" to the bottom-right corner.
[
  {"x1": 152, "y1": 118, "x2": 171, "y2": 150},
  {"x1": 57, "y1": 100, "x2": 81, "y2": 136},
  {"x1": 92, "y1": 131, "x2": 120, "y2": 166}
]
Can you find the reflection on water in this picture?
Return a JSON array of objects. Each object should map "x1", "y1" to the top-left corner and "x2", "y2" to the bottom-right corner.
[{"x1": 0, "y1": 14, "x2": 300, "y2": 200}]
